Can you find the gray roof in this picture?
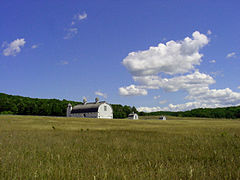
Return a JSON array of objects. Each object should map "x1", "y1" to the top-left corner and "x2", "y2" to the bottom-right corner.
[
  {"x1": 128, "y1": 113, "x2": 137, "y2": 117},
  {"x1": 71, "y1": 101, "x2": 106, "y2": 114}
]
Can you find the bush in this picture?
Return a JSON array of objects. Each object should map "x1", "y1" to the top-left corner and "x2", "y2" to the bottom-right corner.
[{"x1": 0, "y1": 111, "x2": 14, "y2": 115}]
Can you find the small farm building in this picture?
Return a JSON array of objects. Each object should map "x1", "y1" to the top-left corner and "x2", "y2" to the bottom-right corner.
[
  {"x1": 159, "y1": 116, "x2": 166, "y2": 120},
  {"x1": 128, "y1": 113, "x2": 139, "y2": 120},
  {"x1": 66, "y1": 98, "x2": 113, "y2": 119}
]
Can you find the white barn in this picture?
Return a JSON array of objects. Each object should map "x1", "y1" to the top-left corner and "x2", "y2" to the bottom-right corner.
[
  {"x1": 128, "y1": 112, "x2": 139, "y2": 120},
  {"x1": 66, "y1": 98, "x2": 113, "y2": 119}
]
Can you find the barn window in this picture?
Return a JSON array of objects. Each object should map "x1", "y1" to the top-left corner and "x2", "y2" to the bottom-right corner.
[{"x1": 104, "y1": 106, "x2": 107, "y2": 111}]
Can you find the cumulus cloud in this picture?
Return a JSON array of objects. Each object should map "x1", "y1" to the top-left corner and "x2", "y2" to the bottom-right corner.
[
  {"x1": 119, "y1": 85, "x2": 147, "y2": 96},
  {"x1": 138, "y1": 87, "x2": 240, "y2": 112},
  {"x1": 2, "y1": 38, "x2": 26, "y2": 56},
  {"x1": 187, "y1": 88, "x2": 240, "y2": 106},
  {"x1": 120, "y1": 31, "x2": 240, "y2": 111},
  {"x1": 133, "y1": 71, "x2": 215, "y2": 92},
  {"x1": 95, "y1": 91, "x2": 107, "y2": 99},
  {"x1": 137, "y1": 106, "x2": 169, "y2": 112},
  {"x1": 226, "y1": 52, "x2": 236, "y2": 58},
  {"x1": 120, "y1": 31, "x2": 212, "y2": 96},
  {"x1": 138, "y1": 88, "x2": 240, "y2": 112},
  {"x1": 122, "y1": 31, "x2": 208, "y2": 76},
  {"x1": 137, "y1": 101, "x2": 206, "y2": 112},
  {"x1": 136, "y1": 72, "x2": 240, "y2": 112},
  {"x1": 238, "y1": 86, "x2": 240, "y2": 89}
]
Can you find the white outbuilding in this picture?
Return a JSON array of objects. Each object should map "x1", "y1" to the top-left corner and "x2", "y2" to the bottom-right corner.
[
  {"x1": 159, "y1": 116, "x2": 166, "y2": 120},
  {"x1": 128, "y1": 112, "x2": 139, "y2": 120},
  {"x1": 66, "y1": 98, "x2": 113, "y2": 119}
]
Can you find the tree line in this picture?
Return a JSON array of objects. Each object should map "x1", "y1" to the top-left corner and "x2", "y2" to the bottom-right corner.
[
  {"x1": 139, "y1": 106, "x2": 240, "y2": 119},
  {"x1": 1, "y1": 93, "x2": 240, "y2": 119},
  {"x1": 0, "y1": 93, "x2": 137, "y2": 118}
]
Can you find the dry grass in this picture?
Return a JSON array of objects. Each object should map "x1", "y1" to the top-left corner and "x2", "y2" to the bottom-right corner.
[{"x1": 0, "y1": 115, "x2": 240, "y2": 179}]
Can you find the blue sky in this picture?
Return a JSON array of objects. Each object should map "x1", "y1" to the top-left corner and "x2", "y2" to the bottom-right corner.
[{"x1": 1, "y1": 0, "x2": 240, "y2": 111}]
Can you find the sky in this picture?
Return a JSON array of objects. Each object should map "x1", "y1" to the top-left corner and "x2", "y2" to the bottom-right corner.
[{"x1": 1, "y1": 0, "x2": 240, "y2": 112}]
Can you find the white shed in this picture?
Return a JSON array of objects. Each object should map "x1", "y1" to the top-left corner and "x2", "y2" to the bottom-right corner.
[
  {"x1": 66, "y1": 98, "x2": 113, "y2": 119},
  {"x1": 159, "y1": 116, "x2": 166, "y2": 120},
  {"x1": 128, "y1": 113, "x2": 139, "y2": 120}
]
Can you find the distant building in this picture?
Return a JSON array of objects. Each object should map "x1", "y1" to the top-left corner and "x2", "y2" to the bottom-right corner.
[
  {"x1": 159, "y1": 116, "x2": 166, "y2": 120},
  {"x1": 66, "y1": 98, "x2": 113, "y2": 119},
  {"x1": 128, "y1": 112, "x2": 139, "y2": 120}
]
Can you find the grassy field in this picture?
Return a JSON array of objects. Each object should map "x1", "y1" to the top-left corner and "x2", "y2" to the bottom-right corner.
[{"x1": 0, "y1": 115, "x2": 240, "y2": 179}]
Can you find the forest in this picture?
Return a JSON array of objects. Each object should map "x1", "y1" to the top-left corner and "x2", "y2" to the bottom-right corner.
[
  {"x1": 0, "y1": 93, "x2": 137, "y2": 119},
  {"x1": 139, "y1": 106, "x2": 240, "y2": 119}
]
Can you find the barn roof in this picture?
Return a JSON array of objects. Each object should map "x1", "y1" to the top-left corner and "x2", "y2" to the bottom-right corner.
[
  {"x1": 71, "y1": 101, "x2": 106, "y2": 114},
  {"x1": 128, "y1": 114, "x2": 135, "y2": 118},
  {"x1": 128, "y1": 113, "x2": 137, "y2": 117}
]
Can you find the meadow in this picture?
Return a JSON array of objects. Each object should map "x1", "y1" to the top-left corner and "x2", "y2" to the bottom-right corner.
[{"x1": 0, "y1": 115, "x2": 240, "y2": 179}]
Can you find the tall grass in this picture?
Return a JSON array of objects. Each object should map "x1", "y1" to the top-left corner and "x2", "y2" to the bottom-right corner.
[{"x1": 0, "y1": 115, "x2": 240, "y2": 179}]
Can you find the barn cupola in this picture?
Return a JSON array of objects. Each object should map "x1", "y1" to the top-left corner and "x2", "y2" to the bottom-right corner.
[
  {"x1": 95, "y1": 97, "x2": 99, "y2": 103},
  {"x1": 83, "y1": 98, "x2": 87, "y2": 105}
]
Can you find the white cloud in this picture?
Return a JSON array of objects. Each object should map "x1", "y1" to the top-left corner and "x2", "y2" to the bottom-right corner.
[
  {"x1": 59, "y1": 60, "x2": 69, "y2": 65},
  {"x1": 169, "y1": 102, "x2": 207, "y2": 111},
  {"x1": 135, "y1": 72, "x2": 240, "y2": 111},
  {"x1": 64, "y1": 28, "x2": 78, "y2": 40},
  {"x1": 121, "y1": 31, "x2": 240, "y2": 111},
  {"x1": 133, "y1": 71, "x2": 215, "y2": 92},
  {"x1": 137, "y1": 106, "x2": 169, "y2": 112},
  {"x1": 154, "y1": 95, "x2": 167, "y2": 104},
  {"x1": 77, "y1": 12, "x2": 87, "y2": 20},
  {"x1": 119, "y1": 85, "x2": 147, "y2": 96},
  {"x1": 122, "y1": 31, "x2": 209, "y2": 76},
  {"x1": 1, "y1": 41, "x2": 8, "y2": 48},
  {"x1": 207, "y1": 30, "x2": 212, "y2": 35},
  {"x1": 137, "y1": 101, "x2": 206, "y2": 112},
  {"x1": 64, "y1": 12, "x2": 87, "y2": 39},
  {"x1": 238, "y1": 86, "x2": 240, "y2": 89},
  {"x1": 95, "y1": 91, "x2": 107, "y2": 99},
  {"x1": 226, "y1": 52, "x2": 236, "y2": 58},
  {"x1": 209, "y1": 59, "x2": 216, "y2": 63},
  {"x1": 187, "y1": 88, "x2": 240, "y2": 106},
  {"x1": 154, "y1": 95, "x2": 161, "y2": 99},
  {"x1": 210, "y1": 71, "x2": 224, "y2": 78},
  {"x1": 31, "y1": 44, "x2": 38, "y2": 49},
  {"x1": 162, "y1": 37, "x2": 167, "y2": 41},
  {"x1": 138, "y1": 87, "x2": 240, "y2": 112},
  {"x1": 71, "y1": 12, "x2": 87, "y2": 26},
  {"x1": 2, "y1": 38, "x2": 26, "y2": 56},
  {"x1": 159, "y1": 100, "x2": 167, "y2": 105}
]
